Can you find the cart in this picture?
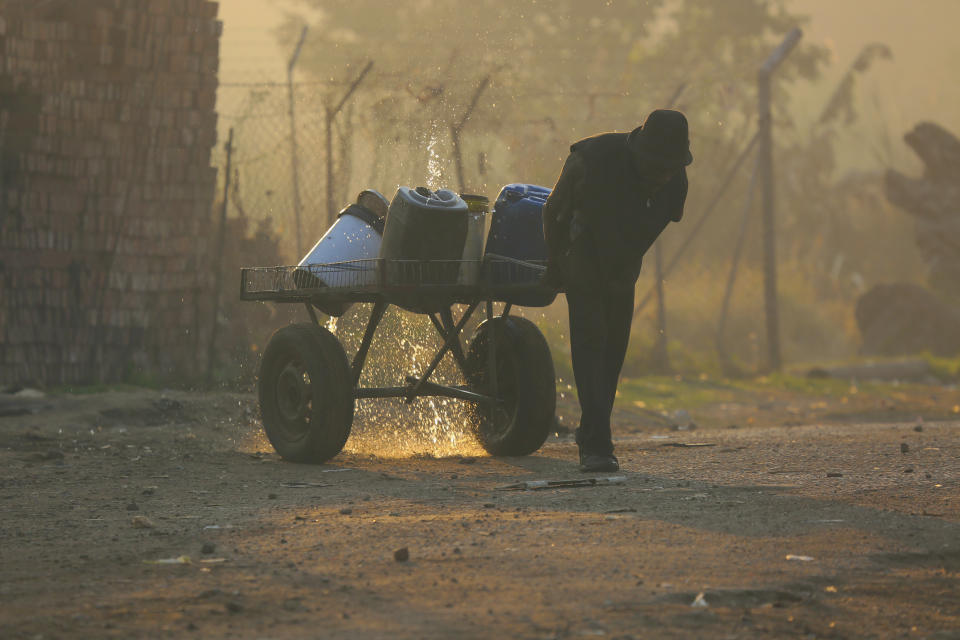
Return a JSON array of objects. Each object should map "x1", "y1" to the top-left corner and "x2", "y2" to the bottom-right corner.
[{"x1": 240, "y1": 257, "x2": 559, "y2": 463}]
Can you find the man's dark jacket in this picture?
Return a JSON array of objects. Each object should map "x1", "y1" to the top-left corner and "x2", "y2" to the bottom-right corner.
[{"x1": 543, "y1": 132, "x2": 688, "y2": 290}]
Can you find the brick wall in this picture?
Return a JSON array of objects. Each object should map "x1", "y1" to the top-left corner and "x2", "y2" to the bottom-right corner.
[{"x1": 0, "y1": 0, "x2": 221, "y2": 385}]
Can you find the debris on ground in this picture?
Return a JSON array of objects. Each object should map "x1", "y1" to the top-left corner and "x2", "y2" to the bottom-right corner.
[
  {"x1": 659, "y1": 442, "x2": 715, "y2": 448},
  {"x1": 144, "y1": 556, "x2": 192, "y2": 565},
  {"x1": 496, "y1": 477, "x2": 627, "y2": 491},
  {"x1": 0, "y1": 388, "x2": 53, "y2": 417},
  {"x1": 691, "y1": 592, "x2": 709, "y2": 607},
  {"x1": 785, "y1": 554, "x2": 815, "y2": 562},
  {"x1": 280, "y1": 481, "x2": 330, "y2": 488}
]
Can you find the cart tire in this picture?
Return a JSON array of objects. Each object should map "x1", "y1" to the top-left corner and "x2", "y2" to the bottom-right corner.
[
  {"x1": 258, "y1": 323, "x2": 354, "y2": 463},
  {"x1": 465, "y1": 316, "x2": 556, "y2": 456}
]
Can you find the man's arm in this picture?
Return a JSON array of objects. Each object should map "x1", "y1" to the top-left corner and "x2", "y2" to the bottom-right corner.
[
  {"x1": 664, "y1": 167, "x2": 688, "y2": 222},
  {"x1": 542, "y1": 152, "x2": 587, "y2": 266}
]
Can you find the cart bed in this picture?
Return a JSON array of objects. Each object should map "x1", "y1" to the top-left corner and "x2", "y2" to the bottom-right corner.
[{"x1": 240, "y1": 257, "x2": 558, "y2": 308}]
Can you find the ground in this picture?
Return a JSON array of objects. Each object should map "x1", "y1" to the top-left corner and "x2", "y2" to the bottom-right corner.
[{"x1": 1, "y1": 378, "x2": 958, "y2": 639}]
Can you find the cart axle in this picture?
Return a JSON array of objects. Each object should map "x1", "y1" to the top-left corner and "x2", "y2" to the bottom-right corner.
[{"x1": 354, "y1": 381, "x2": 500, "y2": 405}]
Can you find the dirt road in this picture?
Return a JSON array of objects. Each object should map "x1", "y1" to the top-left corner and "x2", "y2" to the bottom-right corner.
[{"x1": 1, "y1": 388, "x2": 958, "y2": 639}]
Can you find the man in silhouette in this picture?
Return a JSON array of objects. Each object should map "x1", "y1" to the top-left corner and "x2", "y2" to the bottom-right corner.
[{"x1": 543, "y1": 109, "x2": 693, "y2": 472}]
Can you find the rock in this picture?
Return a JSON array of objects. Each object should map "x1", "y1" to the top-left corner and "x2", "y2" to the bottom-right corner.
[
  {"x1": 201, "y1": 542, "x2": 215, "y2": 555},
  {"x1": 19, "y1": 450, "x2": 64, "y2": 462},
  {"x1": 827, "y1": 472, "x2": 843, "y2": 478},
  {"x1": 856, "y1": 283, "x2": 960, "y2": 357},
  {"x1": 126, "y1": 502, "x2": 139, "y2": 511},
  {"x1": 806, "y1": 360, "x2": 931, "y2": 382},
  {"x1": 226, "y1": 601, "x2": 243, "y2": 614},
  {"x1": 914, "y1": 424, "x2": 924, "y2": 432},
  {"x1": 900, "y1": 443, "x2": 910, "y2": 454},
  {"x1": 393, "y1": 547, "x2": 410, "y2": 562},
  {"x1": 885, "y1": 122, "x2": 960, "y2": 298},
  {"x1": 339, "y1": 508, "x2": 353, "y2": 515},
  {"x1": 131, "y1": 515, "x2": 154, "y2": 529}
]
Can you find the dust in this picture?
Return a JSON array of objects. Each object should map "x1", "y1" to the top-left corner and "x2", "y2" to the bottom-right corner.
[{"x1": 234, "y1": 421, "x2": 272, "y2": 454}]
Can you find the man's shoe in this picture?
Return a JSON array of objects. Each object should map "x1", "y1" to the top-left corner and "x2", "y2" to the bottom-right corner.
[{"x1": 578, "y1": 451, "x2": 620, "y2": 473}]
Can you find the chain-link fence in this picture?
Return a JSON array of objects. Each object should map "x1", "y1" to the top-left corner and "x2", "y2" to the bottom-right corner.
[{"x1": 211, "y1": 40, "x2": 927, "y2": 380}]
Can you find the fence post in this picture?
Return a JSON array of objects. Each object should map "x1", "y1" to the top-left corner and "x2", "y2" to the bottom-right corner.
[
  {"x1": 451, "y1": 74, "x2": 491, "y2": 193},
  {"x1": 287, "y1": 26, "x2": 308, "y2": 258},
  {"x1": 207, "y1": 128, "x2": 234, "y2": 386},
  {"x1": 758, "y1": 27, "x2": 802, "y2": 372},
  {"x1": 325, "y1": 61, "x2": 374, "y2": 228},
  {"x1": 651, "y1": 242, "x2": 671, "y2": 372}
]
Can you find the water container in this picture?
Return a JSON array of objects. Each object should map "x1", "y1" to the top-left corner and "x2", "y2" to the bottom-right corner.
[
  {"x1": 379, "y1": 187, "x2": 468, "y2": 286},
  {"x1": 294, "y1": 200, "x2": 385, "y2": 315},
  {"x1": 458, "y1": 194, "x2": 489, "y2": 285},
  {"x1": 484, "y1": 183, "x2": 551, "y2": 262},
  {"x1": 483, "y1": 183, "x2": 556, "y2": 307}
]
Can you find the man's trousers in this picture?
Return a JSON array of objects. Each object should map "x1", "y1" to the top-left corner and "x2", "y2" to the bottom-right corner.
[{"x1": 566, "y1": 285, "x2": 635, "y2": 456}]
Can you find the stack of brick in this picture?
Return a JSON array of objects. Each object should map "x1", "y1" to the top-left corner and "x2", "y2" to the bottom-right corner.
[{"x1": 0, "y1": 0, "x2": 222, "y2": 385}]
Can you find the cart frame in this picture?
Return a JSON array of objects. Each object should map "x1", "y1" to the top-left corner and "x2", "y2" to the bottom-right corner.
[{"x1": 240, "y1": 258, "x2": 556, "y2": 408}]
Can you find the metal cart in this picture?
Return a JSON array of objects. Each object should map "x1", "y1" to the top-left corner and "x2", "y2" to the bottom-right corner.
[{"x1": 240, "y1": 257, "x2": 559, "y2": 463}]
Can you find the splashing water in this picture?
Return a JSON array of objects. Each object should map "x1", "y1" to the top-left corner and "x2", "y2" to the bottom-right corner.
[
  {"x1": 425, "y1": 125, "x2": 444, "y2": 191},
  {"x1": 342, "y1": 306, "x2": 485, "y2": 458}
]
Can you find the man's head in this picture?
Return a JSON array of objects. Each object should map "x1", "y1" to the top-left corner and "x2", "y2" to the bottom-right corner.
[{"x1": 627, "y1": 109, "x2": 693, "y2": 186}]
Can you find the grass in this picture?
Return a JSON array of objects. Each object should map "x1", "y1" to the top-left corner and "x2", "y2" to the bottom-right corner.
[{"x1": 614, "y1": 372, "x2": 958, "y2": 415}]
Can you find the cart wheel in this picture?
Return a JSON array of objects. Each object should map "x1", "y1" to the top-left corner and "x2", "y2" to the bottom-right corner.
[
  {"x1": 465, "y1": 316, "x2": 556, "y2": 456},
  {"x1": 258, "y1": 323, "x2": 354, "y2": 463}
]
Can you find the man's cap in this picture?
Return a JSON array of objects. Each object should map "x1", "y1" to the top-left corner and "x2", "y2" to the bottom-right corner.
[{"x1": 626, "y1": 109, "x2": 693, "y2": 169}]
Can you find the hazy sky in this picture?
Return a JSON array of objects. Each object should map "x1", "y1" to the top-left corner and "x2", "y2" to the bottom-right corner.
[{"x1": 217, "y1": 0, "x2": 960, "y2": 170}]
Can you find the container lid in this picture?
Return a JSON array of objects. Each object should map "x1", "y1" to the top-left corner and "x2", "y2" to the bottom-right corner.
[
  {"x1": 394, "y1": 186, "x2": 467, "y2": 211},
  {"x1": 500, "y1": 183, "x2": 552, "y2": 198}
]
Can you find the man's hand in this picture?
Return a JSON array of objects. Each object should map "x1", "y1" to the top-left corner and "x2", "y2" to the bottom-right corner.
[{"x1": 541, "y1": 259, "x2": 563, "y2": 290}]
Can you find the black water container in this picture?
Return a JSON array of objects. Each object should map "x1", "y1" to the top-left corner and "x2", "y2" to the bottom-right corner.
[{"x1": 379, "y1": 187, "x2": 469, "y2": 286}]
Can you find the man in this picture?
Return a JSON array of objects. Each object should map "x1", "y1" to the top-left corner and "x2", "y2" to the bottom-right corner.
[{"x1": 543, "y1": 109, "x2": 693, "y2": 473}]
